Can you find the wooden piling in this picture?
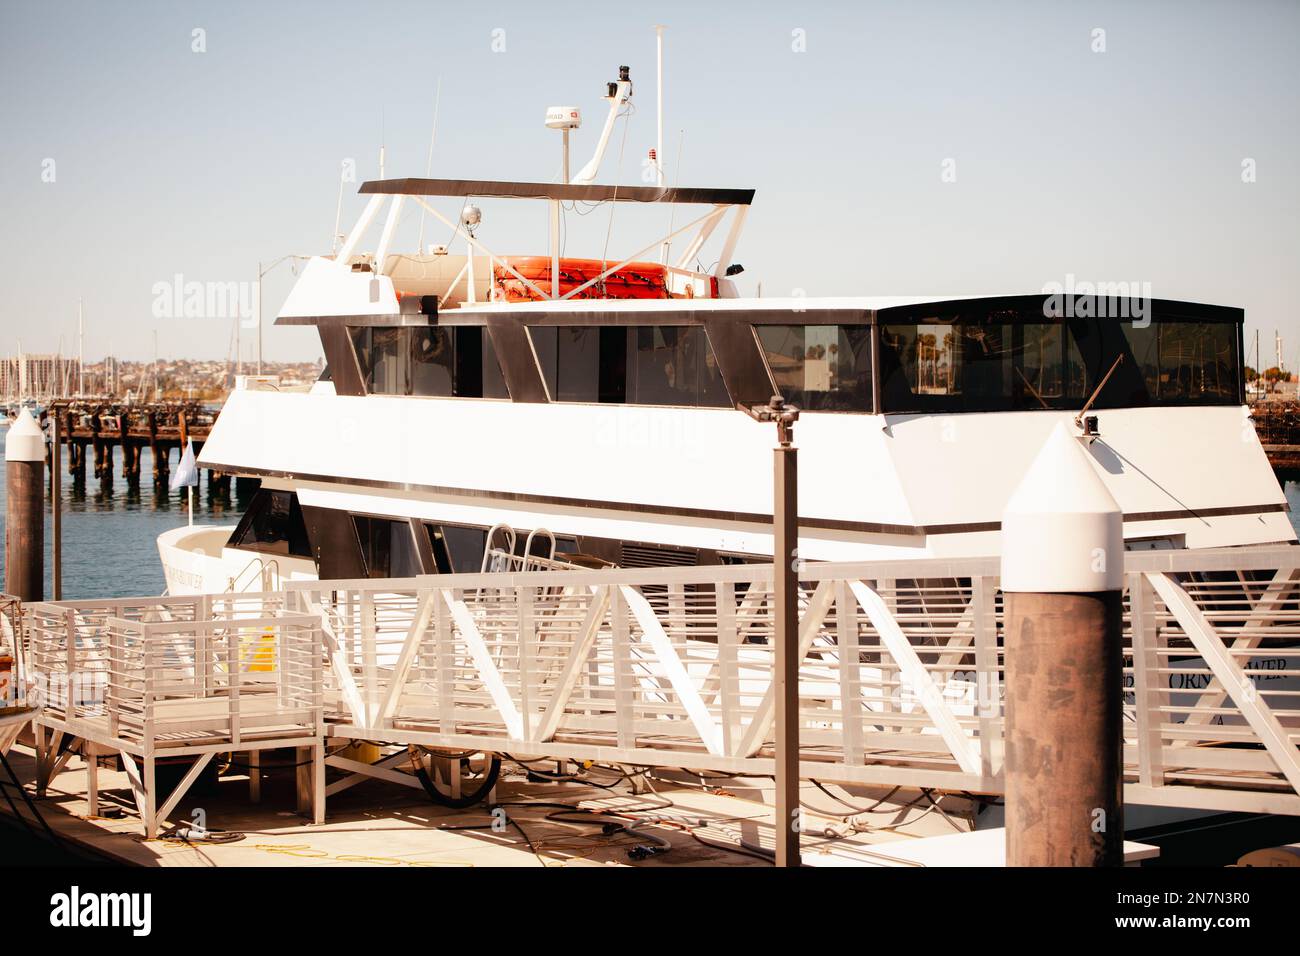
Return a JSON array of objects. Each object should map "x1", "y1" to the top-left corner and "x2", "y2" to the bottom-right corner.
[
  {"x1": 1002, "y1": 423, "x2": 1124, "y2": 867},
  {"x1": 4, "y1": 410, "x2": 45, "y2": 602}
]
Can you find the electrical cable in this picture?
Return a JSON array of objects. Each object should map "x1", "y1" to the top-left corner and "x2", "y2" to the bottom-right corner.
[
  {"x1": 156, "y1": 825, "x2": 246, "y2": 845},
  {"x1": 409, "y1": 747, "x2": 501, "y2": 810},
  {"x1": 810, "y1": 779, "x2": 904, "y2": 815},
  {"x1": 598, "y1": 103, "x2": 637, "y2": 280}
]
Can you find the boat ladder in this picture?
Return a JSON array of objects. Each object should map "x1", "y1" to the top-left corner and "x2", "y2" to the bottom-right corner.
[{"x1": 227, "y1": 555, "x2": 281, "y2": 594}]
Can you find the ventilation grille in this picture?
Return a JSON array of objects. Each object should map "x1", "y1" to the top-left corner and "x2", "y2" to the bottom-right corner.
[{"x1": 619, "y1": 543, "x2": 698, "y2": 569}]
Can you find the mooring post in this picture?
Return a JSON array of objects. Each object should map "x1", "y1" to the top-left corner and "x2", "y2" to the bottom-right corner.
[
  {"x1": 1002, "y1": 422, "x2": 1124, "y2": 867},
  {"x1": 5, "y1": 408, "x2": 46, "y2": 602}
]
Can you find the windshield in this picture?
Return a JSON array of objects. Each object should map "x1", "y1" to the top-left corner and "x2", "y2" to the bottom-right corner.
[{"x1": 877, "y1": 301, "x2": 1241, "y2": 414}]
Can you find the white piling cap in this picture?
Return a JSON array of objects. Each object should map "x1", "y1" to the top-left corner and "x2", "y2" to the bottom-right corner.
[
  {"x1": 4, "y1": 408, "x2": 45, "y2": 463},
  {"x1": 1001, "y1": 421, "x2": 1123, "y2": 593}
]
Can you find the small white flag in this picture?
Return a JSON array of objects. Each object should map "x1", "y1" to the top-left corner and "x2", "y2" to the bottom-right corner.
[{"x1": 170, "y1": 439, "x2": 199, "y2": 490}]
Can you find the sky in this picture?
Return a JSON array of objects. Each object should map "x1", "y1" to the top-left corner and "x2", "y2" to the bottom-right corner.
[{"x1": 1, "y1": 0, "x2": 1297, "y2": 365}]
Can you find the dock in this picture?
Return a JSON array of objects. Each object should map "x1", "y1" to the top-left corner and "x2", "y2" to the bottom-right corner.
[
  {"x1": 1, "y1": 542, "x2": 1297, "y2": 866},
  {"x1": 0, "y1": 743, "x2": 1161, "y2": 867},
  {"x1": 35, "y1": 399, "x2": 226, "y2": 486},
  {"x1": 1252, "y1": 401, "x2": 1300, "y2": 474}
]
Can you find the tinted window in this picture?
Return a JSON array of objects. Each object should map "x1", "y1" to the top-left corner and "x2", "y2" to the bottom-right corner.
[
  {"x1": 530, "y1": 325, "x2": 729, "y2": 407},
  {"x1": 530, "y1": 327, "x2": 620, "y2": 402},
  {"x1": 351, "y1": 327, "x2": 507, "y2": 398},
  {"x1": 352, "y1": 516, "x2": 422, "y2": 578},
  {"x1": 1078, "y1": 319, "x2": 1238, "y2": 407},
  {"x1": 440, "y1": 524, "x2": 488, "y2": 573},
  {"x1": 757, "y1": 325, "x2": 872, "y2": 411},
  {"x1": 424, "y1": 525, "x2": 453, "y2": 574},
  {"x1": 880, "y1": 320, "x2": 1088, "y2": 412},
  {"x1": 228, "y1": 490, "x2": 312, "y2": 558},
  {"x1": 879, "y1": 305, "x2": 1240, "y2": 413},
  {"x1": 409, "y1": 328, "x2": 455, "y2": 396},
  {"x1": 628, "y1": 326, "x2": 729, "y2": 407}
]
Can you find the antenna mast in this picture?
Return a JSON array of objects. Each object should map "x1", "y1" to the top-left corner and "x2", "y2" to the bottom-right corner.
[
  {"x1": 570, "y1": 66, "x2": 632, "y2": 185},
  {"x1": 655, "y1": 25, "x2": 665, "y2": 187},
  {"x1": 417, "y1": 76, "x2": 442, "y2": 253}
]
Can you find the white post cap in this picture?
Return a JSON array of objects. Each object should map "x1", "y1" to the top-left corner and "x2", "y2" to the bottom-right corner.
[
  {"x1": 1001, "y1": 421, "x2": 1123, "y2": 593},
  {"x1": 4, "y1": 408, "x2": 46, "y2": 463}
]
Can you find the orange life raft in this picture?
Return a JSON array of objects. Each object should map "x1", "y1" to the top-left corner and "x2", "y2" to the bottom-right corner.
[{"x1": 492, "y1": 257, "x2": 715, "y2": 302}]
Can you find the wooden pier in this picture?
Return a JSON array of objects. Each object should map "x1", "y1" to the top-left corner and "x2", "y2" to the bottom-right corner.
[
  {"x1": 1251, "y1": 400, "x2": 1300, "y2": 474},
  {"x1": 35, "y1": 399, "x2": 230, "y2": 489}
]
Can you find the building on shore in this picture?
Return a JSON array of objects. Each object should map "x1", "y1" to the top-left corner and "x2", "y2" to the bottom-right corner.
[{"x1": 0, "y1": 353, "x2": 83, "y2": 401}]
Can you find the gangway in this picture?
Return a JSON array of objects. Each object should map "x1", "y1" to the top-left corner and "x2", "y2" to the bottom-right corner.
[
  {"x1": 287, "y1": 544, "x2": 1300, "y2": 816},
  {"x1": 16, "y1": 545, "x2": 1300, "y2": 836}
]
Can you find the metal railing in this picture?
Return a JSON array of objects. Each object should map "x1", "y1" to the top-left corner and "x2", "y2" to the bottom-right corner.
[
  {"x1": 18, "y1": 546, "x2": 1300, "y2": 815},
  {"x1": 283, "y1": 545, "x2": 1300, "y2": 814},
  {"x1": 1, "y1": 594, "x2": 28, "y2": 713},
  {"x1": 228, "y1": 555, "x2": 281, "y2": 594},
  {"x1": 23, "y1": 593, "x2": 317, "y2": 746},
  {"x1": 20, "y1": 592, "x2": 326, "y2": 838}
]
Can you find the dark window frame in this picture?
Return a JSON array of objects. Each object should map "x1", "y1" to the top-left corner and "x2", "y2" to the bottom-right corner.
[
  {"x1": 528, "y1": 323, "x2": 732, "y2": 408},
  {"x1": 226, "y1": 489, "x2": 313, "y2": 559},
  {"x1": 875, "y1": 302, "x2": 1243, "y2": 415},
  {"x1": 427, "y1": 521, "x2": 490, "y2": 574},
  {"x1": 755, "y1": 323, "x2": 874, "y2": 413},
  {"x1": 349, "y1": 326, "x2": 509, "y2": 400},
  {"x1": 350, "y1": 512, "x2": 426, "y2": 579}
]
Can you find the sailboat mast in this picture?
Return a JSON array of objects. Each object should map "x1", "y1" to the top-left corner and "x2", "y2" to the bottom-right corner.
[{"x1": 78, "y1": 297, "x2": 85, "y2": 396}]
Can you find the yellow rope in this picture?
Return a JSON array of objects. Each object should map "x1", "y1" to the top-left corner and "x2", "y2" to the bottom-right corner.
[{"x1": 142, "y1": 837, "x2": 475, "y2": 867}]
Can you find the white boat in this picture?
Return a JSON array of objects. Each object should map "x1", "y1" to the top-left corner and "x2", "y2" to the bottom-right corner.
[{"x1": 159, "y1": 67, "x2": 1293, "y2": 596}]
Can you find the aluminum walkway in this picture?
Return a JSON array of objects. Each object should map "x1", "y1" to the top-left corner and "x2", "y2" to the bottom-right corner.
[
  {"x1": 19, "y1": 544, "x2": 1300, "y2": 836},
  {"x1": 288, "y1": 545, "x2": 1300, "y2": 815}
]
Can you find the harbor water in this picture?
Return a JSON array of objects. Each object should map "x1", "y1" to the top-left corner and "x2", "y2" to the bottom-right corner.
[{"x1": 0, "y1": 429, "x2": 246, "y2": 599}]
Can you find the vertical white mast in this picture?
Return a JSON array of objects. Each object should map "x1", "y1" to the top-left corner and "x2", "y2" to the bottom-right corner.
[
  {"x1": 656, "y1": 25, "x2": 668, "y2": 264},
  {"x1": 78, "y1": 298, "x2": 85, "y2": 396},
  {"x1": 417, "y1": 76, "x2": 442, "y2": 253},
  {"x1": 332, "y1": 169, "x2": 346, "y2": 254},
  {"x1": 655, "y1": 25, "x2": 666, "y2": 188}
]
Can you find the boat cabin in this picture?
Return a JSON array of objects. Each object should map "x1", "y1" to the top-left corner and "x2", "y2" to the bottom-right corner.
[{"x1": 288, "y1": 294, "x2": 1244, "y2": 416}]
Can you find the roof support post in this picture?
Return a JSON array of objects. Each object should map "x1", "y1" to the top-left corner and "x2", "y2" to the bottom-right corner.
[
  {"x1": 674, "y1": 205, "x2": 726, "y2": 271},
  {"x1": 713, "y1": 206, "x2": 748, "y2": 278},
  {"x1": 549, "y1": 200, "x2": 561, "y2": 300},
  {"x1": 335, "y1": 194, "x2": 386, "y2": 265}
]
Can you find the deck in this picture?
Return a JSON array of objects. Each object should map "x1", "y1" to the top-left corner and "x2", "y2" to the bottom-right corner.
[
  {"x1": 7, "y1": 544, "x2": 1300, "y2": 859},
  {"x1": 0, "y1": 742, "x2": 1157, "y2": 867}
]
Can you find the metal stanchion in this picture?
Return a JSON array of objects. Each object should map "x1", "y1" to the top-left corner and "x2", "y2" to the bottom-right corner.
[{"x1": 748, "y1": 395, "x2": 801, "y2": 867}]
